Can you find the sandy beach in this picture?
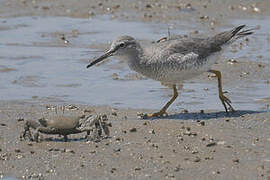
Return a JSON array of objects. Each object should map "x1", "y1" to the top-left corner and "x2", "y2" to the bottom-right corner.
[{"x1": 0, "y1": 0, "x2": 270, "y2": 179}]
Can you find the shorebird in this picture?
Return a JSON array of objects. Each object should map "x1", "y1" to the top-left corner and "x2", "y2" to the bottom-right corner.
[{"x1": 87, "y1": 25, "x2": 253, "y2": 118}]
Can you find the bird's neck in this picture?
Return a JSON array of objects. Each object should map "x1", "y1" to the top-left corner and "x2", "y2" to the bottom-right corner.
[{"x1": 126, "y1": 45, "x2": 145, "y2": 72}]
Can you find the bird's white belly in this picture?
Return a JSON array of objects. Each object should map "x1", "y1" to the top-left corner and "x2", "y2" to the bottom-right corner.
[
  {"x1": 150, "y1": 52, "x2": 222, "y2": 84},
  {"x1": 157, "y1": 67, "x2": 207, "y2": 84}
]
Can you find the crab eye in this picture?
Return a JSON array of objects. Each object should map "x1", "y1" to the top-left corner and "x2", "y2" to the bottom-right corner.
[{"x1": 119, "y1": 43, "x2": 125, "y2": 48}]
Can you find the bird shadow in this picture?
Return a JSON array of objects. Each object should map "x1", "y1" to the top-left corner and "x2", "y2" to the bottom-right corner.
[{"x1": 153, "y1": 110, "x2": 266, "y2": 120}]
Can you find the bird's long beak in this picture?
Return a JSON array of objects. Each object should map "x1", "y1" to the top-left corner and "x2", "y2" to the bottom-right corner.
[{"x1": 86, "y1": 48, "x2": 116, "y2": 68}]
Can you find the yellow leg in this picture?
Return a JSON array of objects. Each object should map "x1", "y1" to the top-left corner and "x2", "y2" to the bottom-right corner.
[
  {"x1": 144, "y1": 84, "x2": 178, "y2": 118},
  {"x1": 209, "y1": 70, "x2": 235, "y2": 112}
]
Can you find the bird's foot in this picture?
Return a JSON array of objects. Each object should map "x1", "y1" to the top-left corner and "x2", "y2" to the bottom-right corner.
[
  {"x1": 137, "y1": 111, "x2": 168, "y2": 119},
  {"x1": 219, "y1": 94, "x2": 235, "y2": 113}
]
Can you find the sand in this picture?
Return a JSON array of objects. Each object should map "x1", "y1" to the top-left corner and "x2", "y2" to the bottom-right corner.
[{"x1": 0, "y1": 0, "x2": 270, "y2": 179}]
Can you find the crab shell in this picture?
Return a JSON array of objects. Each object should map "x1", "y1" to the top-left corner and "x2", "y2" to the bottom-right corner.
[{"x1": 38, "y1": 115, "x2": 82, "y2": 129}]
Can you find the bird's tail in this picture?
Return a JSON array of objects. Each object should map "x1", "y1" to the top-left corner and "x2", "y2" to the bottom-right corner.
[{"x1": 211, "y1": 25, "x2": 255, "y2": 46}]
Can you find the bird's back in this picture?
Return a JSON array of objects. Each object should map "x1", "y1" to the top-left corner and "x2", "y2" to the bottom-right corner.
[
  {"x1": 150, "y1": 25, "x2": 254, "y2": 61},
  {"x1": 151, "y1": 37, "x2": 219, "y2": 60}
]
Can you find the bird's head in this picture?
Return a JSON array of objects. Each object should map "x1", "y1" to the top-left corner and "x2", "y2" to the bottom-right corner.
[{"x1": 87, "y1": 36, "x2": 138, "y2": 68}]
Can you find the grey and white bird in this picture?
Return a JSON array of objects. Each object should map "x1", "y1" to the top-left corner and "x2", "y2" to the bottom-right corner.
[{"x1": 87, "y1": 25, "x2": 254, "y2": 118}]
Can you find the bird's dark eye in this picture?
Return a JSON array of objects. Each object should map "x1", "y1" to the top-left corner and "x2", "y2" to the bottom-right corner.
[{"x1": 119, "y1": 43, "x2": 125, "y2": 48}]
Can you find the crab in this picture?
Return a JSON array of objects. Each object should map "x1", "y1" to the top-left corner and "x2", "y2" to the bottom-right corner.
[{"x1": 21, "y1": 112, "x2": 111, "y2": 142}]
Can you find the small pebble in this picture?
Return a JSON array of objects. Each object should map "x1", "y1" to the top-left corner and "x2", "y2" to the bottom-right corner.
[
  {"x1": 16, "y1": 154, "x2": 24, "y2": 159},
  {"x1": 112, "y1": 5, "x2": 120, "y2": 9},
  {"x1": 182, "y1": 109, "x2": 189, "y2": 113},
  {"x1": 134, "y1": 167, "x2": 141, "y2": 171},
  {"x1": 14, "y1": 148, "x2": 21, "y2": 153},
  {"x1": 17, "y1": 118, "x2": 24, "y2": 122},
  {"x1": 151, "y1": 143, "x2": 158, "y2": 148},
  {"x1": 208, "y1": 74, "x2": 217, "y2": 78},
  {"x1": 90, "y1": 150, "x2": 96, "y2": 154},
  {"x1": 64, "y1": 149, "x2": 75, "y2": 153},
  {"x1": 111, "y1": 168, "x2": 117, "y2": 173},
  {"x1": 191, "y1": 30, "x2": 199, "y2": 34},
  {"x1": 115, "y1": 137, "x2": 121, "y2": 141},
  {"x1": 241, "y1": 6, "x2": 247, "y2": 11},
  {"x1": 88, "y1": 11, "x2": 95, "y2": 16},
  {"x1": 200, "y1": 15, "x2": 209, "y2": 20},
  {"x1": 111, "y1": 73, "x2": 119, "y2": 80},
  {"x1": 113, "y1": 148, "x2": 121, "y2": 152},
  {"x1": 217, "y1": 141, "x2": 226, "y2": 145},
  {"x1": 48, "y1": 148, "x2": 60, "y2": 152},
  {"x1": 183, "y1": 130, "x2": 191, "y2": 136},
  {"x1": 145, "y1": 4, "x2": 152, "y2": 8},
  {"x1": 149, "y1": 129, "x2": 155, "y2": 134},
  {"x1": 177, "y1": 136, "x2": 184, "y2": 141},
  {"x1": 205, "y1": 156, "x2": 214, "y2": 160},
  {"x1": 129, "y1": 127, "x2": 137, "y2": 132},
  {"x1": 184, "y1": 157, "x2": 189, "y2": 161},
  {"x1": 210, "y1": 21, "x2": 216, "y2": 27},
  {"x1": 166, "y1": 173, "x2": 175, "y2": 178},
  {"x1": 206, "y1": 142, "x2": 217, "y2": 147},
  {"x1": 72, "y1": 29, "x2": 79, "y2": 37},
  {"x1": 258, "y1": 64, "x2": 265, "y2": 68},
  {"x1": 227, "y1": 58, "x2": 238, "y2": 64},
  {"x1": 42, "y1": 6, "x2": 49, "y2": 10},
  {"x1": 229, "y1": 5, "x2": 235, "y2": 10},
  {"x1": 193, "y1": 156, "x2": 201, "y2": 162},
  {"x1": 252, "y1": 6, "x2": 260, "y2": 13},
  {"x1": 200, "y1": 121, "x2": 205, "y2": 126},
  {"x1": 174, "y1": 165, "x2": 181, "y2": 172},
  {"x1": 143, "y1": 121, "x2": 148, "y2": 125}
]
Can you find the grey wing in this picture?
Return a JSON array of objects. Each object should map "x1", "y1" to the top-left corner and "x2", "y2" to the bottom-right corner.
[
  {"x1": 158, "y1": 36, "x2": 221, "y2": 58},
  {"x1": 163, "y1": 25, "x2": 254, "y2": 58},
  {"x1": 166, "y1": 52, "x2": 199, "y2": 71}
]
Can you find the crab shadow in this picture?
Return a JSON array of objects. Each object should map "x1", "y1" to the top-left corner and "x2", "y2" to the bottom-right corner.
[
  {"x1": 155, "y1": 110, "x2": 266, "y2": 120},
  {"x1": 42, "y1": 136, "x2": 111, "y2": 142},
  {"x1": 43, "y1": 137, "x2": 87, "y2": 142}
]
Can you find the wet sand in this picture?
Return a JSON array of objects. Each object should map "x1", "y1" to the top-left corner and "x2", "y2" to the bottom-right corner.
[
  {"x1": 0, "y1": 101, "x2": 270, "y2": 180},
  {"x1": 0, "y1": 0, "x2": 270, "y2": 179},
  {"x1": 1, "y1": 0, "x2": 270, "y2": 23}
]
